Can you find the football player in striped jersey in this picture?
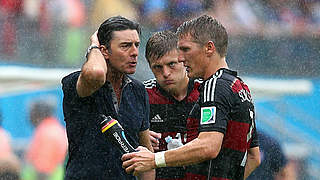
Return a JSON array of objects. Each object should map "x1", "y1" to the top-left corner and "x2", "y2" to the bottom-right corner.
[
  {"x1": 122, "y1": 15, "x2": 260, "y2": 180},
  {"x1": 144, "y1": 30, "x2": 201, "y2": 179}
]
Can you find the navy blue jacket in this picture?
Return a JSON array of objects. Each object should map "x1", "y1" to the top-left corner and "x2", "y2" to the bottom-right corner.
[{"x1": 61, "y1": 71, "x2": 150, "y2": 180}]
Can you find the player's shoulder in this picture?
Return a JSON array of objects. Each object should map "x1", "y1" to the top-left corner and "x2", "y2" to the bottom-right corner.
[
  {"x1": 212, "y1": 69, "x2": 238, "y2": 85},
  {"x1": 203, "y1": 69, "x2": 235, "y2": 91},
  {"x1": 143, "y1": 78, "x2": 157, "y2": 89}
]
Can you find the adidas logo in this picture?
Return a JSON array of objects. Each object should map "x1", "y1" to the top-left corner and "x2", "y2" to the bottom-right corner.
[{"x1": 151, "y1": 114, "x2": 163, "y2": 122}]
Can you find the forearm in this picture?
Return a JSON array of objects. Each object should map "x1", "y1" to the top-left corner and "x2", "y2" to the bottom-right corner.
[
  {"x1": 139, "y1": 130, "x2": 154, "y2": 153},
  {"x1": 244, "y1": 147, "x2": 260, "y2": 179},
  {"x1": 122, "y1": 132, "x2": 223, "y2": 176},
  {"x1": 164, "y1": 132, "x2": 223, "y2": 167},
  {"x1": 244, "y1": 160, "x2": 258, "y2": 179},
  {"x1": 138, "y1": 130, "x2": 156, "y2": 179},
  {"x1": 82, "y1": 48, "x2": 107, "y2": 82},
  {"x1": 77, "y1": 48, "x2": 107, "y2": 97},
  {"x1": 165, "y1": 139, "x2": 210, "y2": 167}
]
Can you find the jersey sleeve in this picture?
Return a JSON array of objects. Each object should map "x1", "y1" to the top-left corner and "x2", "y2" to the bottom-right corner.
[
  {"x1": 61, "y1": 71, "x2": 94, "y2": 113},
  {"x1": 198, "y1": 79, "x2": 230, "y2": 134},
  {"x1": 250, "y1": 122, "x2": 259, "y2": 148},
  {"x1": 61, "y1": 71, "x2": 79, "y2": 100}
]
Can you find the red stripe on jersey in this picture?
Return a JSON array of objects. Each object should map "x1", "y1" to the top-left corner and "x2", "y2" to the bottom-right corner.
[
  {"x1": 186, "y1": 82, "x2": 200, "y2": 103},
  {"x1": 184, "y1": 173, "x2": 206, "y2": 180},
  {"x1": 186, "y1": 117, "x2": 199, "y2": 142},
  {"x1": 223, "y1": 120, "x2": 249, "y2": 152},
  {"x1": 184, "y1": 173, "x2": 231, "y2": 180},
  {"x1": 147, "y1": 88, "x2": 173, "y2": 104},
  {"x1": 231, "y1": 79, "x2": 250, "y2": 93}
]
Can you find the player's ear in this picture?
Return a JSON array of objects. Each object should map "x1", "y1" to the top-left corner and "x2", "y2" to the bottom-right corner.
[
  {"x1": 206, "y1": 41, "x2": 216, "y2": 56},
  {"x1": 100, "y1": 45, "x2": 110, "y2": 60}
]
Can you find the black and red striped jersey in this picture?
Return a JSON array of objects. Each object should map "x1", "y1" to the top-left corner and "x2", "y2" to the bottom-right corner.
[
  {"x1": 185, "y1": 68, "x2": 259, "y2": 180},
  {"x1": 144, "y1": 78, "x2": 201, "y2": 180}
]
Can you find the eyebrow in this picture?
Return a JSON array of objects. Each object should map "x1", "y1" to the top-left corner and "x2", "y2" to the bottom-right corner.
[
  {"x1": 151, "y1": 64, "x2": 162, "y2": 68},
  {"x1": 120, "y1": 40, "x2": 140, "y2": 44}
]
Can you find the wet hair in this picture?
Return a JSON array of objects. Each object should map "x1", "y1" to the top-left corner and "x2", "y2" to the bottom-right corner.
[
  {"x1": 176, "y1": 14, "x2": 228, "y2": 57},
  {"x1": 97, "y1": 16, "x2": 141, "y2": 50},
  {"x1": 145, "y1": 30, "x2": 178, "y2": 64}
]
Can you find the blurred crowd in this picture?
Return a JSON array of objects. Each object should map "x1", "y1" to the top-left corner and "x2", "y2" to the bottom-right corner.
[
  {"x1": 0, "y1": 0, "x2": 319, "y2": 71},
  {"x1": 0, "y1": 97, "x2": 67, "y2": 180},
  {"x1": 138, "y1": 0, "x2": 320, "y2": 36},
  {"x1": 0, "y1": 0, "x2": 320, "y2": 66}
]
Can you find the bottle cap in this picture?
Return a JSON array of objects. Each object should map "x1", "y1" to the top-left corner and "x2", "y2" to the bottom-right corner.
[{"x1": 165, "y1": 136, "x2": 172, "y2": 143}]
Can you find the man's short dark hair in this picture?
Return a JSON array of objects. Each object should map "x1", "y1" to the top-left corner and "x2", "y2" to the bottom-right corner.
[
  {"x1": 97, "y1": 16, "x2": 141, "y2": 49},
  {"x1": 145, "y1": 30, "x2": 178, "y2": 64},
  {"x1": 176, "y1": 14, "x2": 228, "y2": 57}
]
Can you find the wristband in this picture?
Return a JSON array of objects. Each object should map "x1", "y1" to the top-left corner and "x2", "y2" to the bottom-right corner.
[
  {"x1": 154, "y1": 151, "x2": 166, "y2": 167},
  {"x1": 85, "y1": 45, "x2": 99, "y2": 59}
]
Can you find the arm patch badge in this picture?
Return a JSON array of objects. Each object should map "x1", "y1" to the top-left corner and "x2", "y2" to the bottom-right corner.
[{"x1": 200, "y1": 106, "x2": 216, "y2": 125}]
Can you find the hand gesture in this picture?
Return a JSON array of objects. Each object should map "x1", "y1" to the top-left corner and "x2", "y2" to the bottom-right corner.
[
  {"x1": 149, "y1": 131, "x2": 161, "y2": 151},
  {"x1": 122, "y1": 146, "x2": 156, "y2": 176},
  {"x1": 90, "y1": 30, "x2": 100, "y2": 47}
]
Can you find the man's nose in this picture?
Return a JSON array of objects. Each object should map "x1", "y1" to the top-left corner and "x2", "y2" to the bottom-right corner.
[
  {"x1": 163, "y1": 66, "x2": 171, "y2": 78},
  {"x1": 130, "y1": 45, "x2": 138, "y2": 56},
  {"x1": 178, "y1": 54, "x2": 185, "y2": 63}
]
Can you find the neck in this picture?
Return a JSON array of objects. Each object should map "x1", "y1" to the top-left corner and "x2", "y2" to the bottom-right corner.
[
  {"x1": 204, "y1": 57, "x2": 228, "y2": 80},
  {"x1": 107, "y1": 69, "x2": 124, "y2": 102},
  {"x1": 171, "y1": 76, "x2": 189, "y2": 101},
  {"x1": 106, "y1": 68, "x2": 124, "y2": 88}
]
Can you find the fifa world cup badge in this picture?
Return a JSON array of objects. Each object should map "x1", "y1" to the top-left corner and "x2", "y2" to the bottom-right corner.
[{"x1": 200, "y1": 106, "x2": 216, "y2": 125}]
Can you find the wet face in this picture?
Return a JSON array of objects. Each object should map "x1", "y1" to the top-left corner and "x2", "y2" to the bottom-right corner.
[
  {"x1": 150, "y1": 50, "x2": 187, "y2": 93},
  {"x1": 177, "y1": 34, "x2": 207, "y2": 79},
  {"x1": 107, "y1": 29, "x2": 140, "y2": 74}
]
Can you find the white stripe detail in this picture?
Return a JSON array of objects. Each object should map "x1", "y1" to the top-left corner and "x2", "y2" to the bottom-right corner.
[
  {"x1": 209, "y1": 78, "x2": 214, "y2": 102},
  {"x1": 241, "y1": 150, "x2": 248, "y2": 167},
  {"x1": 207, "y1": 160, "x2": 212, "y2": 180},
  {"x1": 247, "y1": 117, "x2": 255, "y2": 142},
  {"x1": 203, "y1": 78, "x2": 215, "y2": 103},
  {"x1": 143, "y1": 78, "x2": 157, "y2": 89},
  {"x1": 194, "y1": 78, "x2": 203, "y2": 84},
  {"x1": 203, "y1": 70, "x2": 223, "y2": 103},
  {"x1": 204, "y1": 80, "x2": 208, "y2": 102},
  {"x1": 213, "y1": 69, "x2": 223, "y2": 78}
]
